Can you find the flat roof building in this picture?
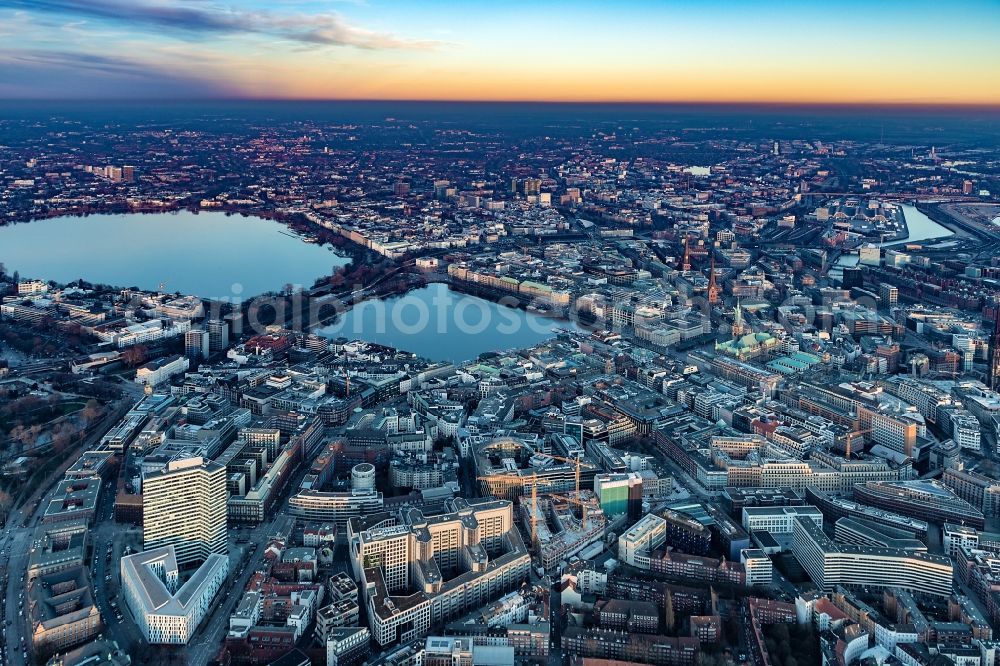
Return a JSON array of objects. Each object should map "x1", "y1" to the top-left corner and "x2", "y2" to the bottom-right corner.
[
  {"x1": 833, "y1": 517, "x2": 927, "y2": 552},
  {"x1": 618, "y1": 513, "x2": 667, "y2": 569},
  {"x1": 348, "y1": 497, "x2": 531, "y2": 647},
  {"x1": 42, "y1": 478, "x2": 101, "y2": 525},
  {"x1": 143, "y1": 456, "x2": 228, "y2": 566},
  {"x1": 791, "y1": 517, "x2": 952, "y2": 597},
  {"x1": 27, "y1": 520, "x2": 89, "y2": 580},
  {"x1": 289, "y1": 489, "x2": 385, "y2": 528},
  {"x1": 742, "y1": 505, "x2": 823, "y2": 535},
  {"x1": 120, "y1": 545, "x2": 229, "y2": 645},
  {"x1": 853, "y1": 480, "x2": 985, "y2": 530}
]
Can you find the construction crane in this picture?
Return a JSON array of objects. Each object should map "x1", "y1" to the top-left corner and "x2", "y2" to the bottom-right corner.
[
  {"x1": 844, "y1": 427, "x2": 872, "y2": 458},
  {"x1": 552, "y1": 493, "x2": 594, "y2": 530},
  {"x1": 534, "y1": 453, "x2": 596, "y2": 495},
  {"x1": 478, "y1": 472, "x2": 555, "y2": 546}
]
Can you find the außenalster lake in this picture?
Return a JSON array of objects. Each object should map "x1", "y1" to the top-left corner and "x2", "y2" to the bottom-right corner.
[
  {"x1": 0, "y1": 211, "x2": 349, "y2": 298},
  {"x1": 1, "y1": 213, "x2": 580, "y2": 361},
  {"x1": 318, "y1": 283, "x2": 582, "y2": 363}
]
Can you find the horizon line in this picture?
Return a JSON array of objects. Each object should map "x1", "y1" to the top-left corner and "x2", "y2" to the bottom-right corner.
[{"x1": 3, "y1": 98, "x2": 1000, "y2": 112}]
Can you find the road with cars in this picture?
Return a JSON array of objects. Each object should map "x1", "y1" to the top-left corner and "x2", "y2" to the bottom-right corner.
[{"x1": 0, "y1": 399, "x2": 131, "y2": 666}]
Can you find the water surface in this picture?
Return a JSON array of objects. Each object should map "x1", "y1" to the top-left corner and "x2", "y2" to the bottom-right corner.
[
  {"x1": 317, "y1": 283, "x2": 581, "y2": 362},
  {"x1": 0, "y1": 211, "x2": 348, "y2": 298},
  {"x1": 887, "y1": 204, "x2": 953, "y2": 245}
]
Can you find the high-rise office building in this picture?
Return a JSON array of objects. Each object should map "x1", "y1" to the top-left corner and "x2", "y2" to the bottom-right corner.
[
  {"x1": 184, "y1": 329, "x2": 210, "y2": 360},
  {"x1": 841, "y1": 266, "x2": 864, "y2": 290},
  {"x1": 990, "y1": 303, "x2": 1000, "y2": 391},
  {"x1": 522, "y1": 178, "x2": 541, "y2": 196},
  {"x1": 206, "y1": 318, "x2": 229, "y2": 354},
  {"x1": 879, "y1": 284, "x2": 899, "y2": 307},
  {"x1": 122, "y1": 165, "x2": 135, "y2": 183},
  {"x1": 143, "y1": 457, "x2": 228, "y2": 566}
]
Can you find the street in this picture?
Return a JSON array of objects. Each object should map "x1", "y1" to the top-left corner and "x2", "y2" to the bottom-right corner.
[
  {"x1": 0, "y1": 399, "x2": 131, "y2": 666},
  {"x1": 183, "y1": 462, "x2": 314, "y2": 666}
]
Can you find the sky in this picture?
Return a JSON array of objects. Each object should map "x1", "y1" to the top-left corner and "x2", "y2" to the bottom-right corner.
[{"x1": 0, "y1": 0, "x2": 998, "y2": 104}]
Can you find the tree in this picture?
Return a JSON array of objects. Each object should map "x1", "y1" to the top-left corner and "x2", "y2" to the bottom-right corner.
[
  {"x1": 122, "y1": 345, "x2": 149, "y2": 367},
  {"x1": 52, "y1": 424, "x2": 73, "y2": 454},
  {"x1": 8, "y1": 425, "x2": 29, "y2": 453},
  {"x1": 0, "y1": 489, "x2": 12, "y2": 522},
  {"x1": 82, "y1": 399, "x2": 102, "y2": 424},
  {"x1": 771, "y1": 623, "x2": 790, "y2": 647}
]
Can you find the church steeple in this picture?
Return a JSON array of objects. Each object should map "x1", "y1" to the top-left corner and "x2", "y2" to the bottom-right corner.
[
  {"x1": 707, "y1": 255, "x2": 719, "y2": 305},
  {"x1": 732, "y1": 298, "x2": 746, "y2": 339},
  {"x1": 681, "y1": 238, "x2": 691, "y2": 273}
]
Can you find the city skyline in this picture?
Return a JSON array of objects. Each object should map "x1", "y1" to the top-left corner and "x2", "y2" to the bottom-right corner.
[
  {"x1": 3, "y1": 8, "x2": 1000, "y2": 666},
  {"x1": 1, "y1": 0, "x2": 999, "y2": 104}
]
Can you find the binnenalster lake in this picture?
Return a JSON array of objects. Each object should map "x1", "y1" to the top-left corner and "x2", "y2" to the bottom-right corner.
[
  {"x1": 0, "y1": 211, "x2": 349, "y2": 298},
  {"x1": 317, "y1": 283, "x2": 582, "y2": 363}
]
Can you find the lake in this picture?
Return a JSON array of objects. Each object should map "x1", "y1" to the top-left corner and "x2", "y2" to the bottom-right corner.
[
  {"x1": 0, "y1": 211, "x2": 348, "y2": 299},
  {"x1": 316, "y1": 283, "x2": 582, "y2": 362}
]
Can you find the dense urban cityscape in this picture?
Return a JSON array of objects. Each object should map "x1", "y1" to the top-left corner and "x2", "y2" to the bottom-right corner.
[
  {"x1": 0, "y1": 101, "x2": 998, "y2": 666},
  {"x1": 4, "y1": 2, "x2": 1000, "y2": 665}
]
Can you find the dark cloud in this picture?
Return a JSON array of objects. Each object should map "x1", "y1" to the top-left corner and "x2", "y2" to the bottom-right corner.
[
  {"x1": 0, "y1": 0, "x2": 441, "y2": 50},
  {"x1": 0, "y1": 48, "x2": 235, "y2": 99}
]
